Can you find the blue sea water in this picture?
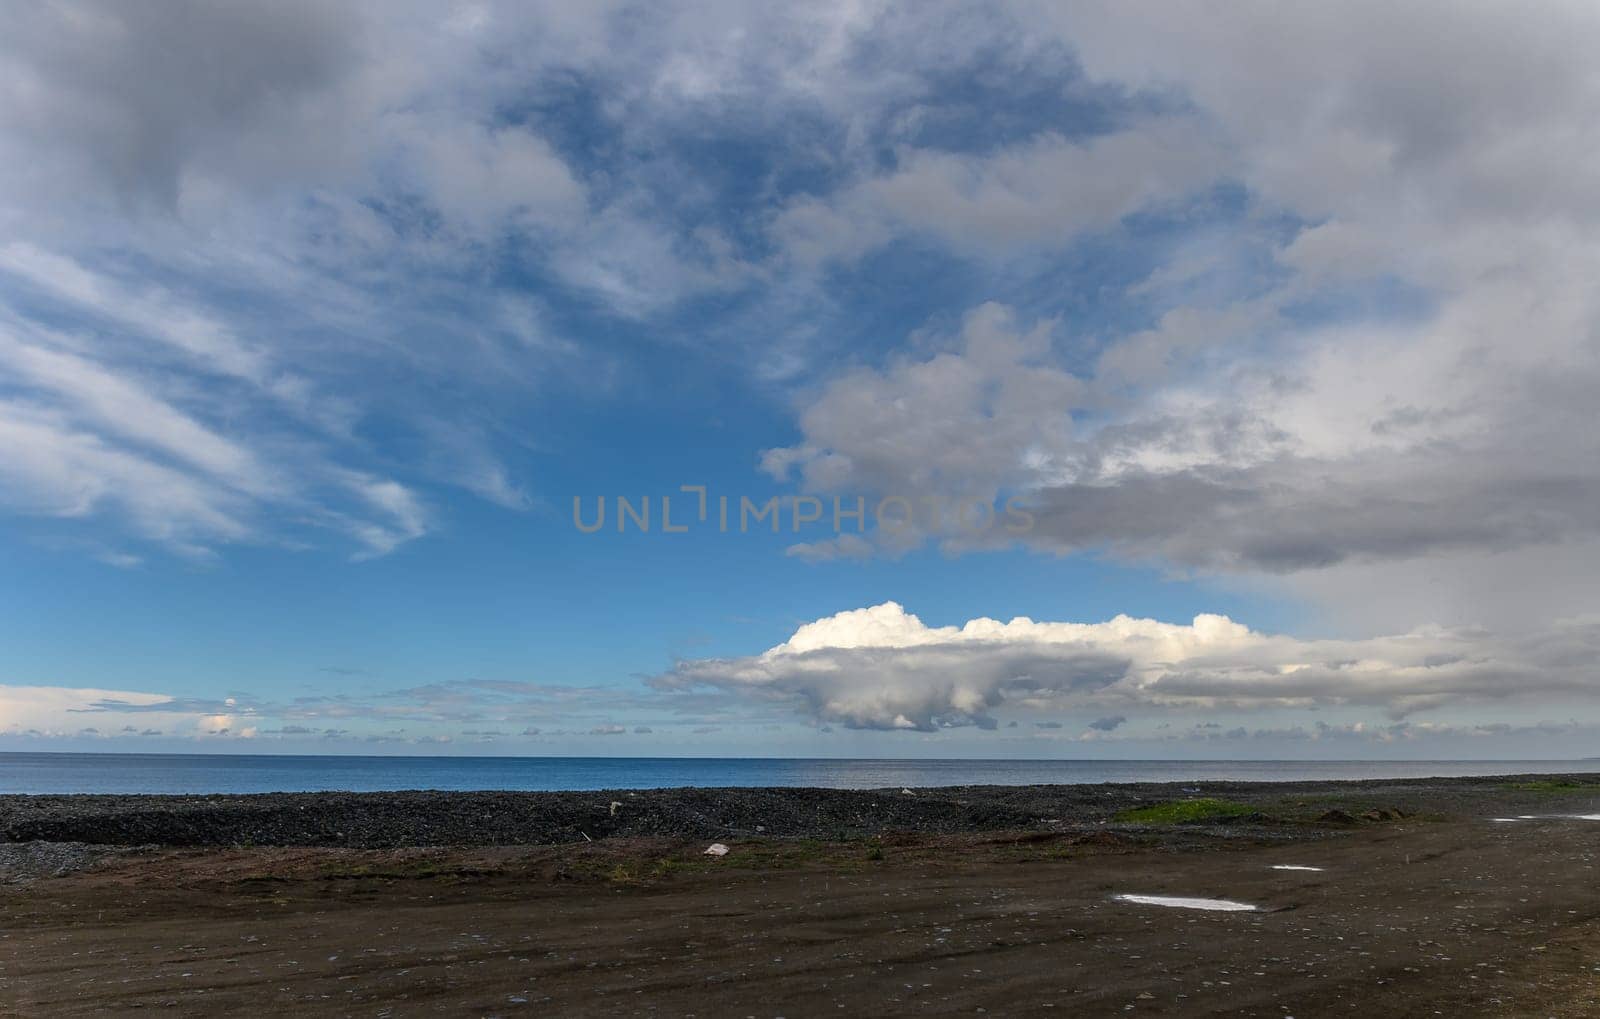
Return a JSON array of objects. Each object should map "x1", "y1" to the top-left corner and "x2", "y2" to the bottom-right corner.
[{"x1": 2, "y1": 752, "x2": 1598, "y2": 795}]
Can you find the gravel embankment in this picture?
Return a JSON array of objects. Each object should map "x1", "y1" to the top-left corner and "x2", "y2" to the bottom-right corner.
[
  {"x1": 0, "y1": 841, "x2": 120, "y2": 884},
  {"x1": 1, "y1": 774, "x2": 1593, "y2": 848}
]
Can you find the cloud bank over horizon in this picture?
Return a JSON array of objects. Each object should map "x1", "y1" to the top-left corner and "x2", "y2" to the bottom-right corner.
[
  {"x1": 659, "y1": 601, "x2": 1600, "y2": 735},
  {"x1": 15, "y1": 598, "x2": 1597, "y2": 757}
]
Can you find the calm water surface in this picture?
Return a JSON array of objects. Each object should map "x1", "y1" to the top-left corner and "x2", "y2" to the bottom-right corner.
[{"x1": 4, "y1": 753, "x2": 1599, "y2": 795}]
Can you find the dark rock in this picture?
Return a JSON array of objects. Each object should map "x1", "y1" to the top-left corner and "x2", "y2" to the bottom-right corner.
[{"x1": 0, "y1": 772, "x2": 1575, "y2": 849}]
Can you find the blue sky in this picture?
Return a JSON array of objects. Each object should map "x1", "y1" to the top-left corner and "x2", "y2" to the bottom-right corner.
[{"x1": 4, "y1": 2, "x2": 1600, "y2": 758}]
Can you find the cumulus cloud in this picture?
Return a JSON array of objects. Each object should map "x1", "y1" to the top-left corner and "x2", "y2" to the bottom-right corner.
[
  {"x1": 748, "y1": 2, "x2": 1600, "y2": 633},
  {"x1": 763, "y1": 303, "x2": 1080, "y2": 506},
  {"x1": 766, "y1": 278, "x2": 1600, "y2": 627},
  {"x1": 657, "y1": 602, "x2": 1600, "y2": 730}
]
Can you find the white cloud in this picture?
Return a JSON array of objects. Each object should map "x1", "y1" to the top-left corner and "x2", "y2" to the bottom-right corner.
[
  {"x1": 0, "y1": 685, "x2": 198, "y2": 737},
  {"x1": 0, "y1": 272, "x2": 434, "y2": 558},
  {"x1": 0, "y1": 399, "x2": 254, "y2": 554},
  {"x1": 765, "y1": 261, "x2": 1600, "y2": 623},
  {"x1": 0, "y1": 3, "x2": 616, "y2": 558},
  {"x1": 776, "y1": 120, "x2": 1228, "y2": 264},
  {"x1": 0, "y1": 243, "x2": 278, "y2": 386},
  {"x1": 764, "y1": 303, "x2": 1082, "y2": 503},
  {"x1": 2, "y1": 0, "x2": 1596, "y2": 614},
  {"x1": 0, "y1": 675, "x2": 719, "y2": 749},
  {"x1": 1026, "y1": 3, "x2": 1600, "y2": 597},
  {"x1": 659, "y1": 601, "x2": 1600, "y2": 730},
  {"x1": 0, "y1": 321, "x2": 276, "y2": 491},
  {"x1": 386, "y1": 117, "x2": 584, "y2": 236},
  {"x1": 1027, "y1": 1, "x2": 1600, "y2": 233},
  {"x1": 758, "y1": 1, "x2": 1600, "y2": 631}
]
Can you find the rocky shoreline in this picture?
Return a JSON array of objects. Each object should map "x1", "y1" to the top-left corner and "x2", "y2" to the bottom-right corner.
[{"x1": 4, "y1": 772, "x2": 1593, "y2": 848}]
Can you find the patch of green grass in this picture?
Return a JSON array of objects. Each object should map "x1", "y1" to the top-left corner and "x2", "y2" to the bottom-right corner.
[
  {"x1": 1114, "y1": 798, "x2": 1254, "y2": 824},
  {"x1": 606, "y1": 862, "x2": 643, "y2": 885}
]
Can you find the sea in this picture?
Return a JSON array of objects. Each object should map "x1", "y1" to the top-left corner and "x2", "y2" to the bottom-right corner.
[{"x1": 3, "y1": 752, "x2": 1599, "y2": 795}]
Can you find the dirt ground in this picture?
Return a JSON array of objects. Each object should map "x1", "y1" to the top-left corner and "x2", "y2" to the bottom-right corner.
[{"x1": 3, "y1": 807, "x2": 1600, "y2": 1017}]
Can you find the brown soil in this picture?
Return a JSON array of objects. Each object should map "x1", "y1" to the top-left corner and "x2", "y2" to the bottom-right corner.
[{"x1": 4, "y1": 809, "x2": 1600, "y2": 1016}]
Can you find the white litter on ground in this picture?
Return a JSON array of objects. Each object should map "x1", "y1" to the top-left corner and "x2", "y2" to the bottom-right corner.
[
  {"x1": 1114, "y1": 894, "x2": 1258, "y2": 912},
  {"x1": 703, "y1": 843, "x2": 730, "y2": 856},
  {"x1": 1490, "y1": 814, "x2": 1600, "y2": 822},
  {"x1": 1270, "y1": 865, "x2": 1325, "y2": 871}
]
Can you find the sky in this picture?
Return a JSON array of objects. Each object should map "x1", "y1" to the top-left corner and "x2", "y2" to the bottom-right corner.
[{"x1": 3, "y1": 1, "x2": 1600, "y2": 759}]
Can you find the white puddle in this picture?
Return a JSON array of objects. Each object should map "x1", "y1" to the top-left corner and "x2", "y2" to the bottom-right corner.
[
  {"x1": 1115, "y1": 894, "x2": 1258, "y2": 912},
  {"x1": 1270, "y1": 864, "x2": 1324, "y2": 872},
  {"x1": 1571, "y1": 814, "x2": 1600, "y2": 821}
]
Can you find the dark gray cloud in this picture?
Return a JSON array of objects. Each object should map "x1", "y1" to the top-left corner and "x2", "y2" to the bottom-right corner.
[
  {"x1": 659, "y1": 639, "x2": 1130, "y2": 732},
  {"x1": 76, "y1": 696, "x2": 246, "y2": 715},
  {"x1": 1022, "y1": 451, "x2": 1600, "y2": 574},
  {"x1": 0, "y1": 1, "x2": 359, "y2": 212},
  {"x1": 766, "y1": 277, "x2": 1600, "y2": 631}
]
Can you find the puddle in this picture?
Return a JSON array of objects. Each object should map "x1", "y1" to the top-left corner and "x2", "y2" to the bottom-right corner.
[
  {"x1": 1571, "y1": 814, "x2": 1600, "y2": 821},
  {"x1": 1490, "y1": 817, "x2": 1526, "y2": 822},
  {"x1": 1114, "y1": 894, "x2": 1258, "y2": 912},
  {"x1": 1270, "y1": 864, "x2": 1324, "y2": 871}
]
